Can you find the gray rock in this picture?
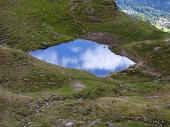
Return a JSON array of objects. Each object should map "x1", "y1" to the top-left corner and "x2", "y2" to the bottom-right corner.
[
  {"x1": 65, "y1": 121, "x2": 75, "y2": 127},
  {"x1": 167, "y1": 104, "x2": 170, "y2": 109},
  {"x1": 154, "y1": 47, "x2": 161, "y2": 52},
  {"x1": 107, "y1": 121, "x2": 118, "y2": 127},
  {"x1": 88, "y1": 119, "x2": 101, "y2": 126},
  {"x1": 56, "y1": 119, "x2": 76, "y2": 127},
  {"x1": 41, "y1": 42, "x2": 48, "y2": 46}
]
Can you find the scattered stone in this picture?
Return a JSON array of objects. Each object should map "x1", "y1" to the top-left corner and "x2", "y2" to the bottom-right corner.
[
  {"x1": 154, "y1": 47, "x2": 161, "y2": 52},
  {"x1": 45, "y1": 101, "x2": 50, "y2": 106},
  {"x1": 47, "y1": 82, "x2": 56, "y2": 85},
  {"x1": 84, "y1": 7, "x2": 95, "y2": 15},
  {"x1": 88, "y1": 119, "x2": 101, "y2": 126},
  {"x1": 78, "y1": 98, "x2": 83, "y2": 101},
  {"x1": 41, "y1": 42, "x2": 48, "y2": 46},
  {"x1": 28, "y1": 121, "x2": 31, "y2": 125},
  {"x1": 65, "y1": 121, "x2": 75, "y2": 127},
  {"x1": 167, "y1": 104, "x2": 170, "y2": 109},
  {"x1": 107, "y1": 121, "x2": 117, "y2": 127},
  {"x1": 56, "y1": 119, "x2": 76, "y2": 127}
]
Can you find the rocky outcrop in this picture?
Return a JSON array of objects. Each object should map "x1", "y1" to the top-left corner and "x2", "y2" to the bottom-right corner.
[
  {"x1": 84, "y1": 32, "x2": 118, "y2": 48},
  {"x1": 69, "y1": 0, "x2": 118, "y2": 22}
]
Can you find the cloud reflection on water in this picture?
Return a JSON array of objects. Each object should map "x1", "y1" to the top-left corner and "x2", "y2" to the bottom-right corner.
[{"x1": 30, "y1": 39, "x2": 135, "y2": 77}]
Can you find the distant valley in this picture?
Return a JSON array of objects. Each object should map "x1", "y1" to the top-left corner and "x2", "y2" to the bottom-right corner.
[{"x1": 116, "y1": 0, "x2": 170, "y2": 32}]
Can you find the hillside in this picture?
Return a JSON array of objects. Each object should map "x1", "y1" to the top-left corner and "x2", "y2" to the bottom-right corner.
[
  {"x1": 116, "y1": 0, "x2": 170, "y2": 32},
  {"x1": 0, "y1": 0, "x2": 170, "y2": 127}
]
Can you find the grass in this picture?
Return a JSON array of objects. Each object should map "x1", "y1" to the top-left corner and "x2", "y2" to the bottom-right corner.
[
  {"x1": 121, "y1": 39, "x2": 170, "y2": 80},
  {"x1": 1, "y1": 46, "x2": 169, "y2": 126},
  {"x1": 0, "y1": 0, "x2": 169, "y2": 51},
  {"x1": 115, "y1": 121, "x2": 154, "y2": 127},
  {"x1": 0, "y1": 45, "x2": 66, "y2": 92},
  {"x1": 126, "y1": 82, "x2": 160, "y2": 94},
  {"x1": 0, "y1": 45, "x2": 123, "y2": 97},
  {"x1": 0, "y1": 45, "x2": 97, "y2": 92},
  {"x1": 54, "y1": 85, "x2": 75, "y2": 96}
]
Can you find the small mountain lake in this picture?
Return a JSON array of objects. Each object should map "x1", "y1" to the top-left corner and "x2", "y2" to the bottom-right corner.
[{"x1": 30, "y1": 39, "x2": 135, "y2": 77}]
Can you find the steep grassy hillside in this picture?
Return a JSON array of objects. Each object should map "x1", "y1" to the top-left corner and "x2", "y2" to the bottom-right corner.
[
  {"x1": 0, "y1": 0, "x2": 168, "y2": 51},
  {"x1": 0, "y1": 45, "x2": 95, "y2": 92},
  {"x1": 1, "y1": 0, "x2": 169, "y2": 75},
  {"x1": 119, "y1": 39, "x2": 170, "y2": 81},
  {"x1": 0, "y1": 0, "x2": 170, "y2": 127}
]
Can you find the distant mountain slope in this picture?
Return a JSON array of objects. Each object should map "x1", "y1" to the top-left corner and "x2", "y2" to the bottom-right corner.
[{"x1": 116, "y1": 0, "x2": 170, "y2": 32}]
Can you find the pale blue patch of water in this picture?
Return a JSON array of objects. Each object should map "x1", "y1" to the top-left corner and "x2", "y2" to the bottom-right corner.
[{"x1": 30, "y1": 39, "x2": 135, "y2": 77}]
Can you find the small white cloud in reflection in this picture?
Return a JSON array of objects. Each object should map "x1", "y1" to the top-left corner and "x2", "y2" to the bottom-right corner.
[
  {"x1": 81, "y1": 46, "x2": 134, "y2": 70},
  {"x1": 61, "y1": 57, "x2": 78, "y2": 67},
  {"x1": 70, "y1": 47, "x2": 81, "y2": 53}
]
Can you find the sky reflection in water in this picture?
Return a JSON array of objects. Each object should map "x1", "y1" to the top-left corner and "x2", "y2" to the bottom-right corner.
[{"x1": 30, "y1": 39, "x2": 135, "y2": 77}]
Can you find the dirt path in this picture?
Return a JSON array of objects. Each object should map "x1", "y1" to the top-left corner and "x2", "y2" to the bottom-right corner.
[{"x1": 72, "y1": 82, "x2": 85, "y2": 91}]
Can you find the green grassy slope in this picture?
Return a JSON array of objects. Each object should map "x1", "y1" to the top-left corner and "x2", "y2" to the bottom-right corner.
[
  {"x1": 0, "y1": 0, "x2": 168, "y2": 51},
  {"x1": 0, "y1": 46, "x2": 68, "y2": 92},
  {"x1": 0, "y1": 45, "x2": 101, "y2": 92},
  {"x1": 0, "y1": 45, "x2": 125, "y2": 97},
  {"x1": 120, "y1": 39, "x2": 170, "y2": 80},
  {"x1": 0, "y1": 0, "x2": 170, "y2": 127},
  {"x1": 1, "y1": 0, "x2": 169, "y2": 76}
]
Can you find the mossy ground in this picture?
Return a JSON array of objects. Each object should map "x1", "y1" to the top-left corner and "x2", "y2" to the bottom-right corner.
[{"x1": 0, "y1": 0, "x2": 170, "y2": 127}]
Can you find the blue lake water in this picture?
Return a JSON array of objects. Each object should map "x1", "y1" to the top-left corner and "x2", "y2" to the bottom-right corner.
[{"x1": 30, "y1": 39, "x2": 135, "y2": 77}]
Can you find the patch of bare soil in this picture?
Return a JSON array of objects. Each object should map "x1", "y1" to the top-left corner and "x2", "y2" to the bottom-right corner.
[
  {"x1": 84, "y1": 32, "x2": 119, "y2": 48},
  {"x1": 72, "y1": 82, "x2": 85, "y2": 91}
]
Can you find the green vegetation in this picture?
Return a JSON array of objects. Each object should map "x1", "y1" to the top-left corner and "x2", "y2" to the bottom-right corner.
[
  {"x1": 0, "y1": 0, "x2": 168, "y2": 51},
  {"x1": 121, "y1": 39, "x2": 170, "y2": 80},
  {"x1": 115, "y1": 121, "x2": 154, "y2": 127},
  {"x1": 0, "y1": 0, "x2": 170, "y2": 127}
]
